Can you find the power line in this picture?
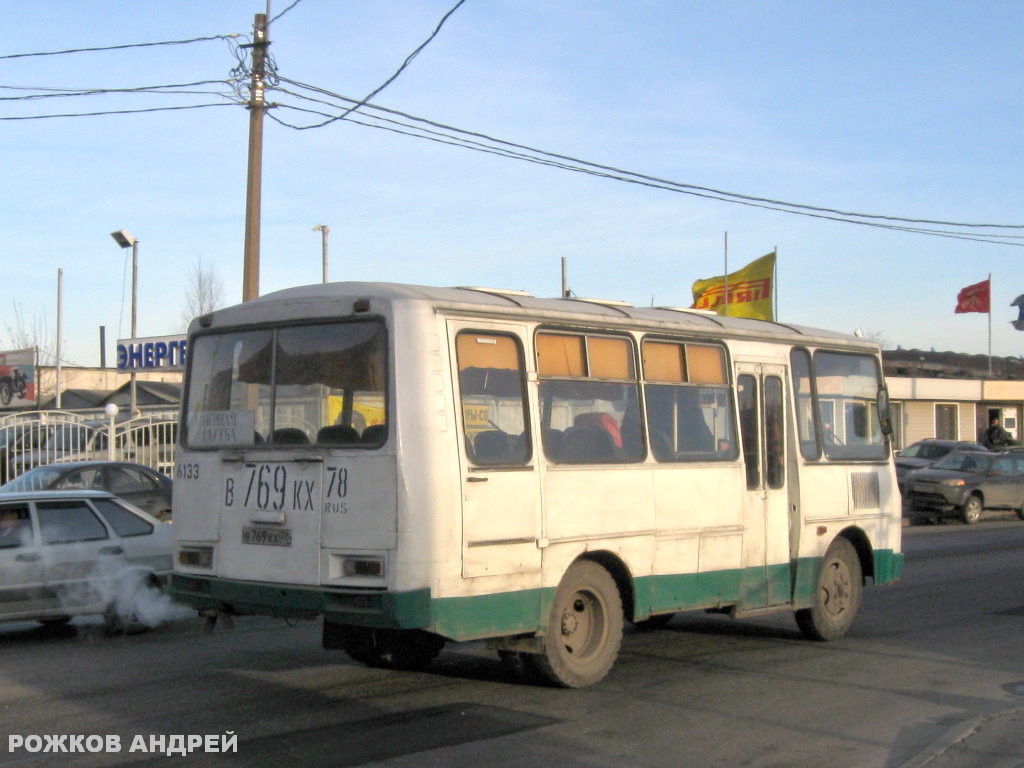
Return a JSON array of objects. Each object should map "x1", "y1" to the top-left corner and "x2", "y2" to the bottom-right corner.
[
  {"x1": 3, "y1": 17, "x2": 1019, "y2": 246},
  {"x1": 0, "y1": 103, "x2": 235, "y2": 121},
  {"x1": 269, "y1": 80, "x2": 1024, "y2": 241},
  {"x1": 307, "y1": 0, "x2": 470, "y2": 128},
  {"x1": 269, "y1": 0, "x2": 305, "y2": 26},
  {"x1": 0, "y1": 80, "x2": 238, "y2": 102},
  {"x1": 269, "y1": 103, "x2": 1023, "y2": 247},
  {"x1": 0, "y1": 34, "x2": 240, "y2": 60}
]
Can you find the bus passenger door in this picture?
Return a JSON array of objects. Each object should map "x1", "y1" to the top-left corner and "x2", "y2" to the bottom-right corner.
[
  {"x1": 736, "y1": 363, "x2": 792, "y2": 608},
  {"x1": 449, "y1": 322, "x2": 542, "y2": 580}
]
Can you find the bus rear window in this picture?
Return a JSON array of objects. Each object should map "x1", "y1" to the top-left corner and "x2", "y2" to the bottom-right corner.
[{"x1": 184, "y1": 320, "x2": 387, "y2": 448}]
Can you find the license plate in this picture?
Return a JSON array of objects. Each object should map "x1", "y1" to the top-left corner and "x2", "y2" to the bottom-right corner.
[
  {"x1": 225, "y1": 462, "x2": 322, "y2": 514},
  {"x1": 242, "y1": 526, "x2": 292, "y2": 547}
]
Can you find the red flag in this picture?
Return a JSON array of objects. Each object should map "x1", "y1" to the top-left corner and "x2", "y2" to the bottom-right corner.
[{"x1": 955, "y1": 278, "x2": 990, "y2": 314}]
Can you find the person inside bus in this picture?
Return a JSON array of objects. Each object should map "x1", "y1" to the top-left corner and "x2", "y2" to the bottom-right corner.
[
  {"x1": 561, "y1": 412, "x2": 620, "y2": 462},
  {"x1": 573, "y1": 412, "x2": 622, "y2": 448},
  {"x1": 676, "y1": 401, "x2": 715, "y2": 453}
]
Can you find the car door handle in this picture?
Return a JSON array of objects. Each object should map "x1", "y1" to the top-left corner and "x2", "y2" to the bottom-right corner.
[
  {"x1": 99, "y1": 546, "x2": 124, "y2": 556},
  {"x1": 15, "y1": 552, "x2": 40, "y2": 562}
]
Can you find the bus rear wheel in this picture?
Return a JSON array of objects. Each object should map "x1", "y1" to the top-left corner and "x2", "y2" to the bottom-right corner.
[
  {"x1": 795, "y1": 537, "x2": 862, "y2": 641},
  {"x1": 532, "y1": 561, "x2": 623, "y2": 688},
  {"x1": 329, "y1": 624, "x2": 445, "y2": 671}
]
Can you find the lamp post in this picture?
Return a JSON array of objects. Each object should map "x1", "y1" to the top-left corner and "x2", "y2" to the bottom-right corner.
[
  {"x1": 312, "y1": 224, "x2": 329, "y2": 283},
  {"x1": 110, "y1": 230, "x2": 138, "y2": 417},
  {"x1": 104, "y1": 403, "x2": 119, "y2": 460}
]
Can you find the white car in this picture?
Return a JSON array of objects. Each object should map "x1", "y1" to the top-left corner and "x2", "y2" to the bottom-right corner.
[{"x1": 0, "y1": 490, "x2": 173, "y2": 629}]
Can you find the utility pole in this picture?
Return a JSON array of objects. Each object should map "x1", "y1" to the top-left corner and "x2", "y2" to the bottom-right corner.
[
  {"x1": 55, "y1": 268, "x2": 62, "y2": 409},
  {"x1": 242, "y1": 13, "x2": 269, "y2": 302},
  {"x1": 312, "y1": 224, "x2": 329, "y2": 283}
]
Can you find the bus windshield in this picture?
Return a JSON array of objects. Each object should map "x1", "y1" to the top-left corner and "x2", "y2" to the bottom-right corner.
[{"x1": 183, "y1": 319, "x2": 387, "y2": 448}]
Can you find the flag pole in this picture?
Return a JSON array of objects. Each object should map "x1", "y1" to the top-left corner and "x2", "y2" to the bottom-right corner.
[
  {"x1": 988, "y1": 273, "x2": 992, "y2": 375},
  {"x1": 772, "y1": 246, "x2": 778, "y2": 322},
  {"x1": 723, "y1": 232, "x2": 729, "y2": 317}
]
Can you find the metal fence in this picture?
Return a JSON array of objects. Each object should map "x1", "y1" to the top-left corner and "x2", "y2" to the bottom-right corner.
[{"x1": 0, "y1": 409, "x2": 179, "y2": 483}]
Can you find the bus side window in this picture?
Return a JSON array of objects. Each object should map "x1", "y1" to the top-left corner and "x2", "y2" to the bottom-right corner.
[
  {"x1": 764, "y1": 376, "x2": 785, "y2": 489},
  {"x1": 537, "y1": 332, "x2": 644, "y2": 464},
  {"x1": 791, "y1": 348, "x2": 820, "y2": 460},
  {"x1": 642, "y1": 339, "x2": 735, "y2": 462},
  {"x1": 456, "y1": 332, "x2": 531, "y2": 467},
  {"x1": 737, "y1": 374, "x2": 760, "y2": 489}
]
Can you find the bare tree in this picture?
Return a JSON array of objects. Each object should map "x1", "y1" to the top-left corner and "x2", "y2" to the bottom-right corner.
[
  {"x1": 4, "y1": 302, "x2": 54, "y2": 363},
  {"x1": 181, "y1": 258, "x2": 225, "y2": 330},
  {"x1": 859, "y1": 328, "x2": 891, "y2": 349}
]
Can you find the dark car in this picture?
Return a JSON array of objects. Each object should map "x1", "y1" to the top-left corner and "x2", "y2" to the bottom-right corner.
[
  {"x1": 905, "y1": 450, "x2": 1024, "y2": 525},
  {"x1": 0, "y1": 422, "x2": 52, "y2": 484},
  {"x1": 0, "y1": 462, "x2": 173, "y2": 521},
  {"x1": 894, "y1": 439, "x2": 988, "y2": 496}
]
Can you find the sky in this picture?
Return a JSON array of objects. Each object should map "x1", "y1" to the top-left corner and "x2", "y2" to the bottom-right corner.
[{"x1": 2, "y1": 1, "x2": 1022, "y2": 368}]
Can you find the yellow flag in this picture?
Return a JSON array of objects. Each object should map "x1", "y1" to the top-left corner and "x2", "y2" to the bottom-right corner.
[{"x1": 691, "y1": 252, "x2": 776, "y2": 321}]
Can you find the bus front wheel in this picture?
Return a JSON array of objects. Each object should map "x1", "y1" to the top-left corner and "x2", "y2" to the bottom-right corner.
[
  {"x1": 532, "y1": 560, "x2": 623, "y2": 688},
  {"x1": 795, "y1": 537, "x2": 862, "y2": 641}
]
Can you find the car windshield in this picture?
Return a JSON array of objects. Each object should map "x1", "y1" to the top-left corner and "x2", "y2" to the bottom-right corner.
[
  {"x1": 903, "y1": 443, "x2": 952, "y2": 460},
  {"x1": 0, "y1": 466, "x2": 67, "y2": 491},
  {"x1": 932, "y1": 452, "x2": 988, "y2": 472}
]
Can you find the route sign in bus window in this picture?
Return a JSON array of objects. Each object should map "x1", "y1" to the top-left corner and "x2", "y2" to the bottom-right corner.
[{"x1": 456, "y1": 332, "x2": 530, "y2": 466}]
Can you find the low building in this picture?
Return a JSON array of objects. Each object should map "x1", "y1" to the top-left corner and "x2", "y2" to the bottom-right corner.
[{"x1": 11, "y1": 365, "x2": 182, "y2": 416}]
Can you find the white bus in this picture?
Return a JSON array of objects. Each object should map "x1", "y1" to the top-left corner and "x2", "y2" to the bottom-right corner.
[{"x1": 171, "y1": 282, "x2": 902, "y2": 687}]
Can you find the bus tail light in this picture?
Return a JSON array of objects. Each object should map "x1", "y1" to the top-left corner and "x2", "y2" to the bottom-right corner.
[
  {"x1": 342, "y1": 557, "x2": 385, "y2": 578},
  {"x1": 178, "y1": 546, "x2": 214, "y2": 569}
]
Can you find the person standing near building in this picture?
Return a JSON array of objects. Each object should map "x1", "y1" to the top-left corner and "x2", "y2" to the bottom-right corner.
[{"x1": 982, "y1": 416, "x2": 1013, "y2": 449}]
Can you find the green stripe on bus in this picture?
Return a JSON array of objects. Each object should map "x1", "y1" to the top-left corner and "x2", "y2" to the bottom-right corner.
[
  {"x1": 432, "y1": 588, "x2": 550, "y2": 640},
  {"x1": 173, "y1": 547, "x2": 903, "y2": 640}
]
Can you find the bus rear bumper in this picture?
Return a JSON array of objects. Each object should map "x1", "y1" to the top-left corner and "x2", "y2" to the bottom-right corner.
[{"x1": 170, "y1": 574, "x2": 432, "y2": 629}]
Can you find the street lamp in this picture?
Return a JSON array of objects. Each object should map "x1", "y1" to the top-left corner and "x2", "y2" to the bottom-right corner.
[
  {"x1": 110, "y1": 230, "x2": 138, "y2": 417},
  {"x1": 312, "y1": 224, "x2": 329, "y2": 283}
]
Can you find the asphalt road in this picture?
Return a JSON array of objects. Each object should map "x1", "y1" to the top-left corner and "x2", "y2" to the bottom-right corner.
[{"x1": 0, "y1": 520, "x2": 1022, "y2": 768}]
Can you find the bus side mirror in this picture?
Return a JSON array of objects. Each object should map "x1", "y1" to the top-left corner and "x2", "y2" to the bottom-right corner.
[{"x1": 877, "y1": 386, "x2": 892, "y2": 436}]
